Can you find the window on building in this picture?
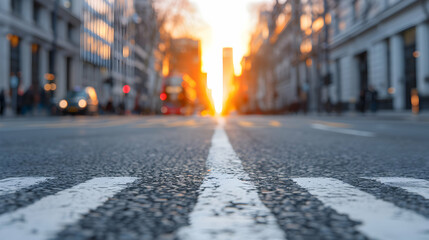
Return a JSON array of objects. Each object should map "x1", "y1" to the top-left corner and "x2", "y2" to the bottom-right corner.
[
  {"x1": 353, "y1": 0, "x2": 362, "y2": 22},
  {"x1": 49, "y1": 50, "x2": 55, "y2": 76},
  {"x1": 66, "y1": 57, "x2": 72, "y2": 91},
  {"x1": 9, "y1": 35, "x2": 21, "y2": 79},
  {"x1": 33, "y1": 2, "x2": 41, "y2": 25},
  {"x1": 335, "y1": 59, "x2": 341, "y2": 103},
  {"x1": 335, "y1": 1, "x2": 348, "y2": 33},
  {"x1": 51, "y1": 12, "x2": 57, "y2": 33},
  {"x1": 11, "y1": 0, "x2": 22, "y2": 16},
  {"x1": 31, "y1": 44, "x2": 40, "y2": 87},
  {"x1": 67, "y1": 23, "x2": 74, "y2": 43}
]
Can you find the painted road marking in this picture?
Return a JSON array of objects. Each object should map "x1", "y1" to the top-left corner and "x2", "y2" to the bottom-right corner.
[
  {"x1": 165, "y1": 119, "x2": 198, "y2": 127},
  {"x1": 90, "y1": 118, "x2": 138, "y2": 128},
  {"x1": 269, "y1": 121, "x2": 282, "y2": 127},
  {"x1": 293, "y1": 178, "x2": 429, "y2": 240},
  {"x1": 313, "y1": 120, "x2": 351, "y2": 128},
  {"x1": 0, "y1": 177, "x2": 52, "y2": 196},
  {"x1": 177, "y1": 118, "x2": 285, "y2": 240},
  {"x1": 311, "y1": 123, "x2": 375, "y2": 137},
  {"x1": 238, "y1": 120, "x2": 254, "y2": 127},
  {"x1": 366, "y1": 177, "x2": 429, "y2": 199},
  {"x1": 0, "y1": 177, "x2": 138, "y2": 240}
]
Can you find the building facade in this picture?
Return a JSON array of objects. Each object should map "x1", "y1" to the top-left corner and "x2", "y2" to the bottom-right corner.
[
  {"x1": 223, "y1": 47, "x2": 234, "y2": 110},
  {"x1": 241, "y1": 0, "x2": 429, "y2": 114},
  {"x1": 111, "y1": 0, "x2": 136, "y2": 111},
  {"x1": 81, "y1": 0, "x2": 114, "y2": 108},
  {"x1": 81, "y1": 0, "x2": 145, "y2": 112},
  {"x1": 0, "y1": 0, "x2": 82, "y2": 115},
  {"x1": 134, "y1": 0, "x2": 163, "y2": 113},
  {"x1": 328, "y1": 0, "x2": 429, "y2": 111},
  {"x1": 169, "y1": 38, "x2": 210, "y2": 111}
]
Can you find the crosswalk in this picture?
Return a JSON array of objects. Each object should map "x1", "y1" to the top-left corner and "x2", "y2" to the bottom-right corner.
[
  {"x1": 0, "y1": 177, "x2": 52, "y2": 196},
  {"x1": 177, "y1": 119, "x2": 285, "y2": 240},
  {"x1": 293, "y1": 178, "x2": 429, "y2": 240},
  {"x1": 0, "y1": 177, "x2": 137, "y2": 240},
  {"x1": 0, "y1": 175, "x2": 428, "y2": 239}
]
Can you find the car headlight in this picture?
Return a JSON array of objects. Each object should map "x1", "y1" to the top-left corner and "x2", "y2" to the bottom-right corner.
[
  {"x1": 78, "y1": 99, "x2": 87, "y2": 108},
  {"x1": 59, "y1": 100, "x2": 68, "y2": 109}
]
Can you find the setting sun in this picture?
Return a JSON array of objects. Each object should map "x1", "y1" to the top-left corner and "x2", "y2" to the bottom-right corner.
[{"x1": 190, "y1": 0, "x2": 270, "y2": 113}]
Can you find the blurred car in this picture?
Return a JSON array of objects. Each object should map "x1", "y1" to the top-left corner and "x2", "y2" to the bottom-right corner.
[
  {"x1": 58, "y1": 87, "x2": 99, "y2": 115},
  {"x1": 160, "y1": 102, "x2": 185, "y2": 115}
]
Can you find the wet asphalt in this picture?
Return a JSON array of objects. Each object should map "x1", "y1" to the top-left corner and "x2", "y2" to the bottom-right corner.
[{"x1": 0, "y1": 115, "x2": 428, "y2": 240}]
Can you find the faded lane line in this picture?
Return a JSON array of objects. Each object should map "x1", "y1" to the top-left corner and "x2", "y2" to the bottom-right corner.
[
  {"x1": 366, "y1": 177, "x2": 429, "y2": 199},
  {"x1": 238, "y1": 121, "x2": 254, "y2": 127},
  {"x1": 269, "y1": 121, "x2": 282, "y2": 127},
  {"x1": 177, "y1": 118, "x2": 285, "y2": 240},
  {"x1": 0, "y1": 177, "x2": 138, "y2": 240},
  {"x1": 311, "y1": 123, "x2": 375, "y2": 137},
  {"x1": 312, "y1": 120, "x2": 351, "y2": 128},
  {"x1": 165, "y1": 119, "x2": 197, "y2": 127},
  {"x1": 293, "y1": 178, "x2": 429, "y2": 240},
  {"x1": 90, "y1": 118, "x2": 138, "y2": 128},
  {"x1": 0, "y1": 177, "x2": 52, "y2": 196}
]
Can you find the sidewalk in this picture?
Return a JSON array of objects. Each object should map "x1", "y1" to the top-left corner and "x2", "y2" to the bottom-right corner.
[{"x1": 310, "y1": 110, "x2": 429, "y2": 122}]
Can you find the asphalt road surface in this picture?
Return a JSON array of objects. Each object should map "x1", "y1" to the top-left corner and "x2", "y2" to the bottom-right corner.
[{"x1": 0, "y1": 115, "x2": 428, "y2": 240}]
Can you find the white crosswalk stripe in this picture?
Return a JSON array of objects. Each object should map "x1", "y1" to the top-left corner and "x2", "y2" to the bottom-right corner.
[
  {"x1": 0, "y1": 177, "x2": 138, "y2": 240},
  {"x1": 1, "y1": 175, "x2": 428, "y2": 240},
  {"x1": 366, "y1": 177, "x2": 429, "y2": 199},
  {"x1": 293, "y1": 177, "x2": 429, "y2": 240},
  {"x1": 177, "y1": 119, "x2": 285, "y2": 240},
  {"x1": 0, "y1": 177, "x2": 52, "y2": 196},
  {"x1": 311, "y1": 123, "x2": 375, "y2": 137}
]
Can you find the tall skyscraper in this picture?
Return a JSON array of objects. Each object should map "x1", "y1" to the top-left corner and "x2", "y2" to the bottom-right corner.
[{"x1": 223, "y1": 47, "x2": 234, "y2": 106}]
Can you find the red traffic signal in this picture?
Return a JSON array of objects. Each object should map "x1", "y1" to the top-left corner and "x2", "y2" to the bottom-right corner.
[
  {"x1": 123, "y1": 85, "x2": 131, "y2": 94},
  {"x1": 160, "y1": 93, "x2": 167, "y2": 101}
]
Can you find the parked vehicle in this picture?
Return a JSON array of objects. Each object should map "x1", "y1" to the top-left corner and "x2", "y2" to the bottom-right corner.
[{"x1": 58, "y1": 87, "x2": 99, "y2": 115}]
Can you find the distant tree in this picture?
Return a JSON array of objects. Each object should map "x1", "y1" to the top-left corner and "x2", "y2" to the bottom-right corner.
[{"x1": 153, "y1": 0, "x2": 204, "y2": 40}]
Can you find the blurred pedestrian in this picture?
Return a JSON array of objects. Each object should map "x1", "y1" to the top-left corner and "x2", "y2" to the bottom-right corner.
[
  {"x1": 368, "y1": 85, "x2": 378, "y2": 113},
  {"x1": 358, "y1": 89, "x2": 366, "y2": 113},
  {"x1": 105, "y1": 98, "x2": 114, "y2": 113},
  {"x1": 325, "y1": 97, "x2": 333, "y2": 113},
  {"x1": 23, "y1": 85, "x2": 35, "y2": 116},
  {"x1": 17, "y1": 86, "x2": 24, "y2": 115},
  {"x1": 0, "y1": 89, "x2": 5, "y2": 116},
  {"x1": 39, "y1": 87, "x2": 48, "y2": 114}
]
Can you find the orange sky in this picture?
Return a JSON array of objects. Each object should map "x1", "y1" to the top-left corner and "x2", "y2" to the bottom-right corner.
[{"x1": 190, "y1": 0, "x2": 271, "y2": 113}]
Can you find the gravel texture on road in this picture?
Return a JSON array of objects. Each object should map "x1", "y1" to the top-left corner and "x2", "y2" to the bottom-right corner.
[
  {"x1": 1, "y1": 115, "x2": 429, "y2": 240},
  {"x1": 0, "y1": 117, "x2": 216, "y2": 240},
  {"x1": 225, "y1": 116, "x2": 429, "y2": 240}
]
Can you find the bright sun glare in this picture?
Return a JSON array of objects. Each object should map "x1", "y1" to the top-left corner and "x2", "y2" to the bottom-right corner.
[{"x1": 191, "y1": 0, "x2": 269, "y2": 113}]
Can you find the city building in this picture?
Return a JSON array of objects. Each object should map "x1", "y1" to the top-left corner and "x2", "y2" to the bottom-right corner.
[
  {"x1": 222, "y1": 47, "x2": 234, "y2": 111},
  {"x1": 169, "y1": 38, "x2": 210, "y2": 111},
  {"x1": 111, "y1": 0, "x2": 137, "y2": 111},
  {"x1": 81, "y1": 0, "x2": 141, "y2": 112},
  {"x1": 134, "y1": 0, "x2": 163, "y2": 113},
  {"x1": 327, "y1": 0, "x2": 429, "y2": 112},
  {"x1": 242, "y1": 0, "x2": 429, "y2": 114},
  {"x1": 81, "y1": 0, "x2": 114, "y2": 108},
  {"x1": 0, "y1": 0, "x2": 82, "y2": 115},
  {"x1": 239, "y1": 2, "x2": 299, "y2": 114}
]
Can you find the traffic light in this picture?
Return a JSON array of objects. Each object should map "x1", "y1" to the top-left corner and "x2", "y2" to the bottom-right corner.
[
  {"x1": 160, "y1": 93, "x2": 167, "y2": 101},
  {"x1": 123, "y1": 85, "x2": 131, "y2": 94}
]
